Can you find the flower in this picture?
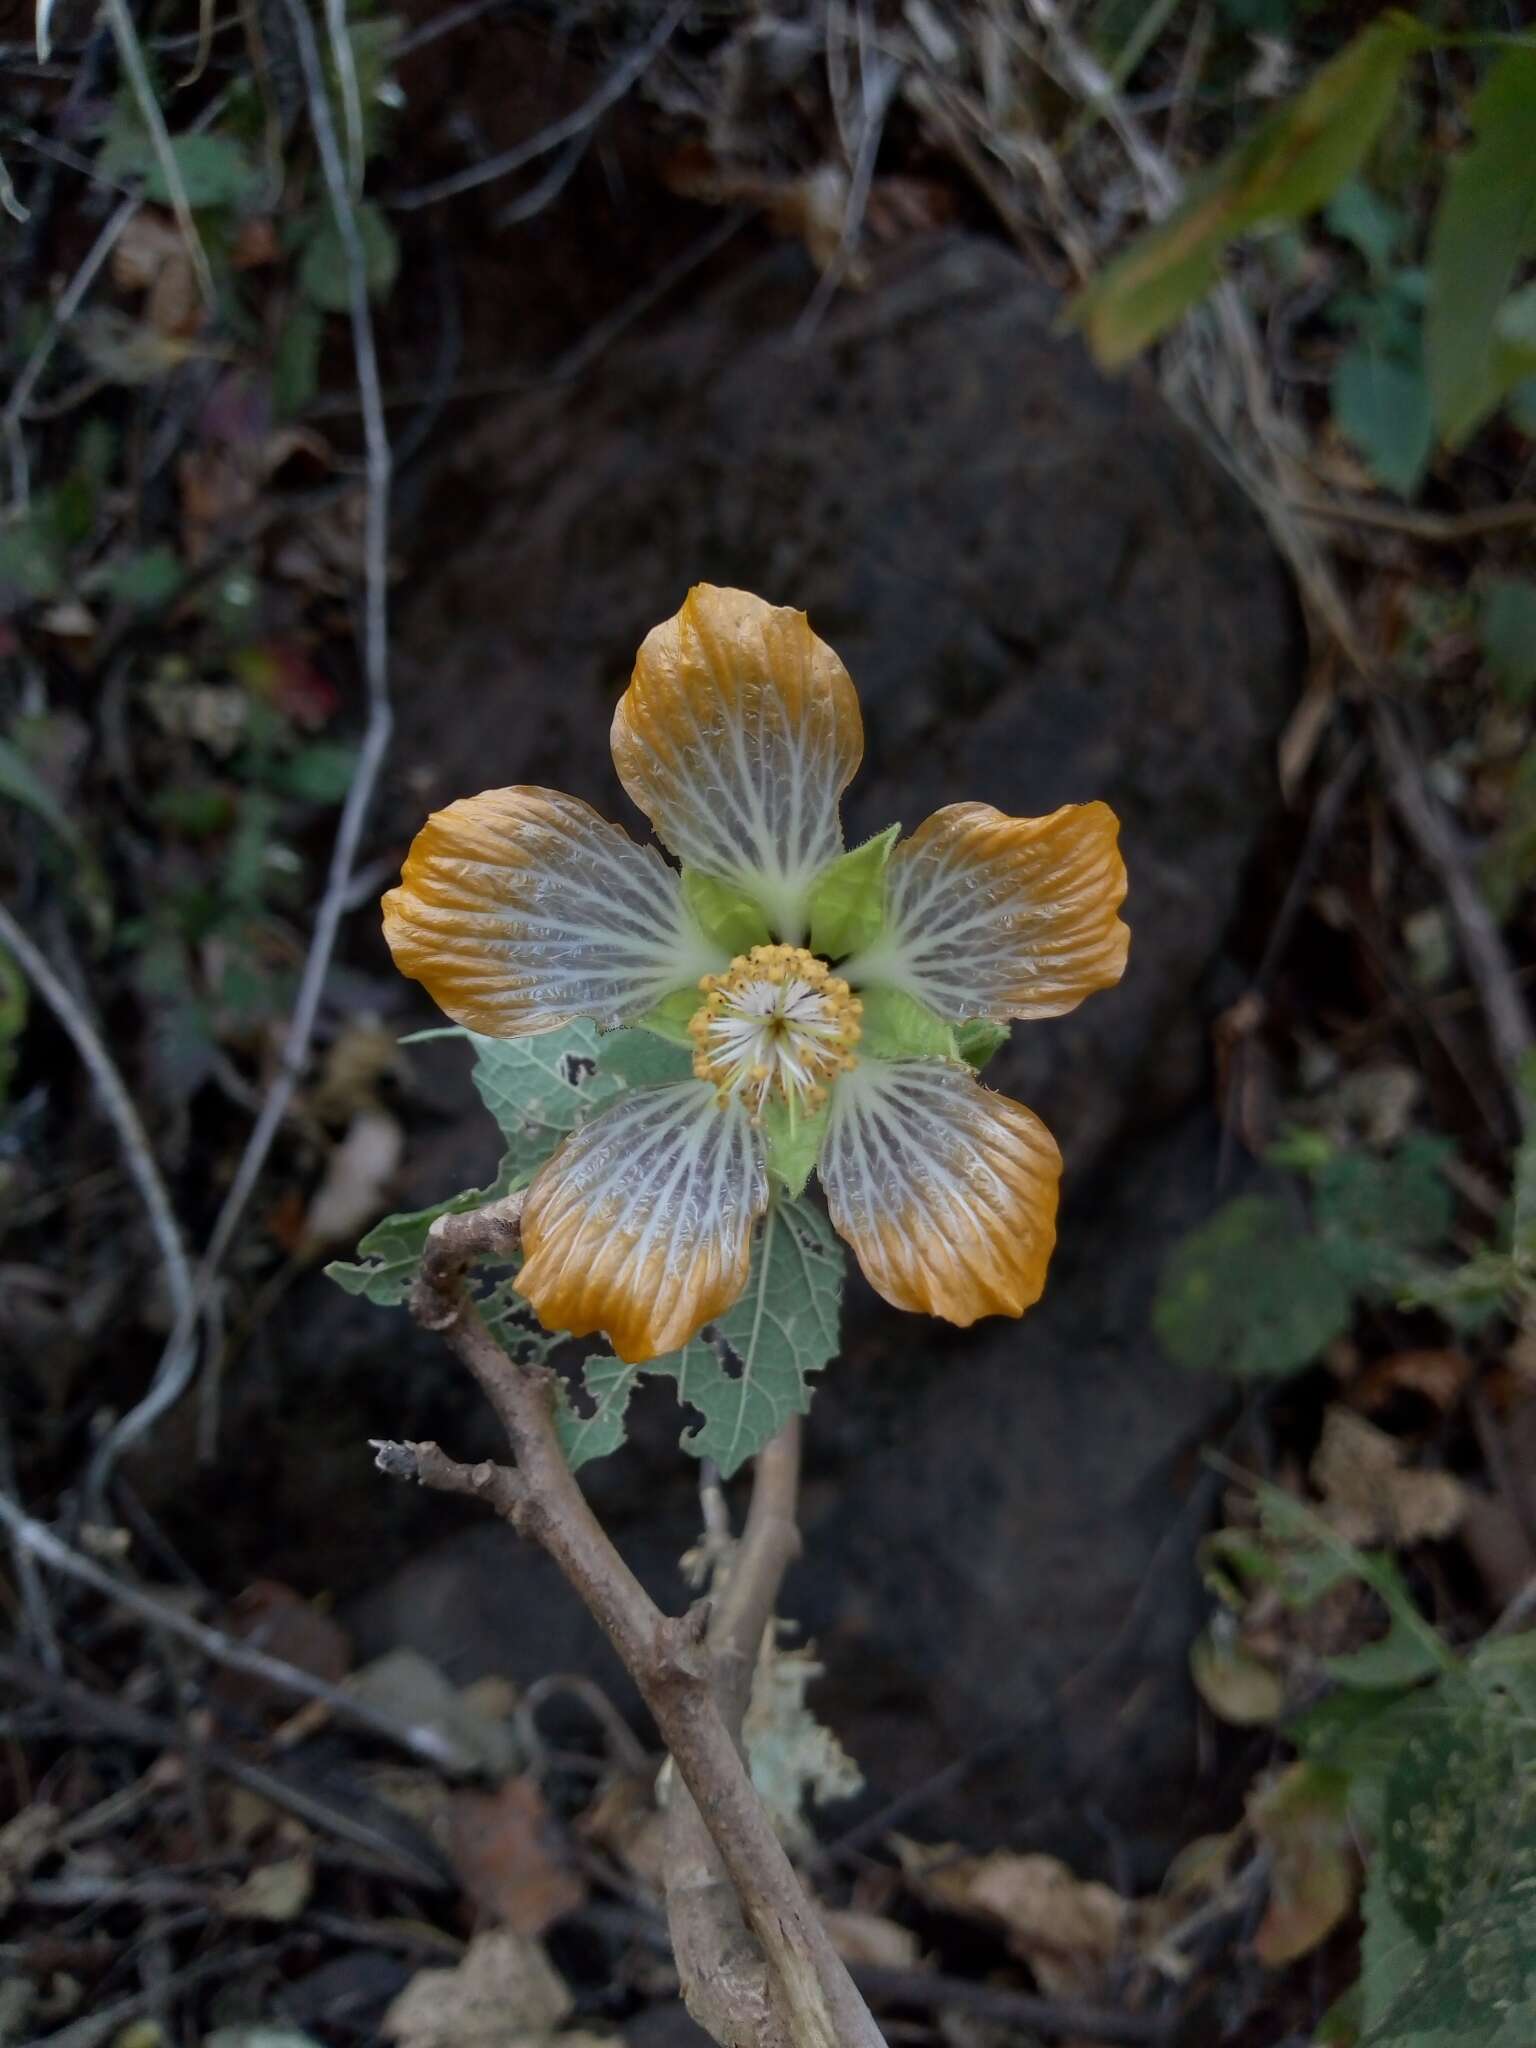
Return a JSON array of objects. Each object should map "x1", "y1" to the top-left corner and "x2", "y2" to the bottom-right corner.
[{"x1": 383, "y1": 584, "x2": 1129, "y2": 1364}]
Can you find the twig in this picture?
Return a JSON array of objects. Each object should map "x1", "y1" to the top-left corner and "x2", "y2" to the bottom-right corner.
[
  {"x1": 391, "y1": 0, "x2": 688, "y2": 210},
  {"x1": 0, "y1": 902, "x2": 193, "y2": 1334},
  {"x1": 1288, "y1": 493, "x2": 1536, "y2": 541},
  {"x1": 1371, "y1": 699, "x2": 1533, "y2": 1125},
  {"x1": 0, "y1": 1650, "x2": 451, "y2": 1888},
  {"x1": 390, "y1": 1198, "x2": 886, "y2": 2048},
  {"x1": 853, "y1": 1964, "x2": 1170, "y2": 2044},
  {"x1": 0, "y1": 1493, "x2": 468, "y2": 1771},
  {"x1": 84, "y1": 0, "x2": 395, "y2": 1503},
  {"x1": 99, "y1": 0, "x2": 215, "y2": 304}
]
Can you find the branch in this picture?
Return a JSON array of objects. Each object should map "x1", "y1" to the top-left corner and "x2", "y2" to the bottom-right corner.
[{"x1": 395, "y1": 1201, "x2": 885, "y2": 2048}]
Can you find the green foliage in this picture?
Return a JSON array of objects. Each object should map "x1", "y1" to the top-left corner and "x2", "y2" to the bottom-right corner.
[
  {"x1": 807, "y1": 824, "x2": 899, "y2": 960},
  {"x1": 1155, "y1": 1136, "x2": 1459, "y2": 1380},
  {"x1": 1331, "y1": 347, "x2": 1433, "y2": 499},
  {"x1": 1070, "y1": 16, "x2": 1422, "y2": 365},
  {"x1": 296, "y1": 202, "x2": 400, "y2": 310},
  {"x1": 857, "y1": 987, "x2": 958, "y2": 1063},
  {"x1": 1425, "y1": 50, "x2": 1536, "y2": 449},
  {"x1": 1480, "y1": 580, "x2": 1536, "y2": 703},
  {"x1": 329, "y1": 1023, "x2": 847, "y2": 1477},
  {"x1": 0, "y1": 946, "x2": 27, "y2": 1104},
  {"x1": 759, "y1": 1097, "x2": 830, "y2": 1200},
  {"x1": 469, "y1": 1020, "x2": 626, "y2": 1183},
  {"x1": 98, "y1": 116, "x2": 264, "y2": 208},
  {"x1": 681, "y1": 869, "x2": 771, "y2": 956},
  {"x1": 1153, "y1": 1193, "x2": 1352, "y2": 1378},
  {"x1": 955, "y1": 1018, "x2": 1010, "y2": 1072},
  {"x1": 651, "y1": 1195, "x2": 843, "y2": 1477}
]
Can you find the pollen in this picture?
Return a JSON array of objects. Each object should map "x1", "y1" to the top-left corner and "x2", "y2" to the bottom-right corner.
[{"x1": 688, "y1": 944, "x2": 862, "y2": 1120}]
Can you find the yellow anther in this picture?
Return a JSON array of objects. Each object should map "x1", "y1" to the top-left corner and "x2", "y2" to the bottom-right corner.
[{"x1": 688, "y1": 943, "x2": 862, "y2": 1120}]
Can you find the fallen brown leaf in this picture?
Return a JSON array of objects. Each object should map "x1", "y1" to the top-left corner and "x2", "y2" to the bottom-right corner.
[
  {"x1": 1247, "y1": 1762, "x2": 1355, "y2": 1967},
  {"x1": 1311, "y1": 1405, "x2": 1464, "y2": 1546},
  {"x1": 381, "y1": 1929, "x2": 572, "y2": 2048},
  {"x1": 445, "y1": 1776, "x2": 586, "y2": 1935}
]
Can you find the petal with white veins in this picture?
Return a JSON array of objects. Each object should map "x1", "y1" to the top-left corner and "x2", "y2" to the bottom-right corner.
[
  {"x1": 819, "y1": 1059, "x2": 1061, "y2": 1326},
  {"x1": 382, "y1": 787, "x2": 722, "y2": 1036},
  {"x1": 610, "y1": 585, "x2": 864, "y2": 942},
  {"x1": 517, "y1": 1081, "x2": 769, "y2": 1362},
  {"x1": 847, "y1": 801, "x2": 1129, "y2": 1023}
]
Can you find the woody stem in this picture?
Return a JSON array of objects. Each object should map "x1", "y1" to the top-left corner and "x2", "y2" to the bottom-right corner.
[{"x1": 385, "y1": 1196, "x2": 886, "y2": 2048}]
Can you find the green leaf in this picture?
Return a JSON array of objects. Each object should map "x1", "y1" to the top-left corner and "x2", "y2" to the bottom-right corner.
[
  {"x1": 1324, "y1": 1618, "x2": 1447, "y2": 1691},
  {"x1": 1070, "y1": 18, "x2": 1421, "y2": 365},
  {"x1": 955, "y1": 1018, "x2": 1010, "y2": 1072},
  {"x1": 101, "y1": 545, "x2": 182, "y2": 612},
  {"x1": 1426, "y1": 49, "x2": 1536, "y2": 447},
  {"x1": 807, "y1": 825, "x2": 899, "y2": 960},
  {"x1": 0, "y1": 515, "x2": 63, "y2": 600},
  {"x1": 1360, "y1": 1693, "x2": 1536, "y2": 2046},
  {"x1": 556, "y1": 1356, "x2": 642, "y2": 1470},
  {"x1": 298, "y1": 202, "x2": 399, "y2": 311},
  {"x1": 650, "y1": 1194, "x2": 843, "y2": 1476},
  {"x1": 1154, "y1": 1195, "x2": 1353, "y2": 1379},
  {"x1": 0, "y1": 734, "x2": 80, "y2": 850},
  {"x1": 0, "y1": 944, "x2": 27, "y2": 1103},
  {"x1": 594, "y1": 1027, "x2": 694, "y2": 1090},
  {"x1": 269, "y1": 743, "x2": 359, "y2": 804},
  {"x1": 759, "y1": 1097, "x2": 830, "y2": 1200},
  {"x1": 469, "y1": 1020, "x2": 626, "y2": 1182},
  {"x1": 681, "y1": 868, "x2": 771, "y2": 956},
  {"x1": 635, "y1": 986, "x2": 702, "y2": 1044},
  {"x1": 272, "y1": 301, "x2": 323, "y2": 419},
  {"x1": 325, "y1": 1182, "x2": 508, "y2": 1306},
  {"x1": 1331, "y1": 346, "x2": 1433, "y2": 498},
  {"x1": 1311, "y1": 1137, "x2": 1455, "y2": 1298},
  {"x1": 857, "y1": 987, "x2": 957, "y2": 1063},
  {"x1": 99, "y1": 121, "x2": 263, "y2": 207},
  {"x1": 1327, "y1": 178, "x2": 1408, "y2": 277},
  {"x1": 1480, "y1": 579, "x2": 1536, "y2": 702}
]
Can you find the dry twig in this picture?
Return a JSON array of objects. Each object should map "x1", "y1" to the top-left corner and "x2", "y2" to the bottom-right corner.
[{"x1": 378, "y1": 1195, "x2": 886, "y2": 2048}]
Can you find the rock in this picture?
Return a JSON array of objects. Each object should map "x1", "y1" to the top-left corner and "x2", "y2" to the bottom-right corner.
[{"x1": 347, "y1": 231, "x2": 1296, "y2": 1871}]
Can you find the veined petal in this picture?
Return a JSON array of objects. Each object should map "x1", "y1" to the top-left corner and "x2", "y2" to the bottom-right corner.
[
  {"x1": 517, "y1": 1082, "x2": 768, "y2": 1363},
  {"x1": 847, "y1": 801, "x2": 1129, "y2": 1023},
  {"x1": 382, "y1": 787, "x2": 722, "y2": 1036},
  {"x1": 610, "y1": 585, "x2": 864, "y2": 941},
  {"x1": 819, "y1": 1059, "x2": 1061, "y2": 1325}
]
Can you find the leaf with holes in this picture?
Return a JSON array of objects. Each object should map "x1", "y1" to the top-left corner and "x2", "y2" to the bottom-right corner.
[
  {"x1": 470, "y1": 1021, "x2": 626, "y2": 1183},
  {"x1": 652, "y1": 1195, "x2": 843, "y2": 1476},
  {"x1": 556, "y1": 1356, "x2": 643, "y2": 1471}
]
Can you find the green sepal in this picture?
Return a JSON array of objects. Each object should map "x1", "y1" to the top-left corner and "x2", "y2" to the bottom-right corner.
[
  {"x1": 634, "y1": 985, "x2": 702, "y2": 1044},
  {"x1": 807, "y1": 824, "x2": 900, "y2": 960},
  {"x1": 858, "y1": 986, "x2": 957, "y2": 1062},
  {"x1": 955, "y1": 1018, "x2": 1009, "y2": 1072},
  {"x1": 595, "y1": 1027, "x2": 694, "y2": 1089},
  {"x1": 682, "y1": 868, "x2": 772, "y2": 955},
  {"x1": 760, "y1": 1097, "x2": 831, "y2": 1199}
]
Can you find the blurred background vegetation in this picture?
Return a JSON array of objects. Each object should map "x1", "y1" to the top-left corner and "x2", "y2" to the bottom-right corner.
[{"x1": 2, "y1": 3, "x2": 1535, "y2": 2045}]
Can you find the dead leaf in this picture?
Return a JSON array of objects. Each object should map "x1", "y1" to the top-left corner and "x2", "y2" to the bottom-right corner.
[
  {"x1": 223, "y1": 1851, "x2": 314, "y2": 1922},
  {"x1": 381, "y1": 1930, "x2": 571, "y2": 2048},
  {"x1": 1190, "y1": 1627, "x2": 1286, "y2": 1726},
  {"x1": 344, "y1": 1649, "x2": 519, "y2": 1778},
  {"x1": 298, "y1": 1108, "x2": 404, "y2": 1253},
  {"x1": 576, "y1": 1774, "x2": 667, "y2": 1892},
  {"x1": 895, "y1": 1840, "x2": 1126, "y2": 1998},
  {"x1": 0, "y1": 1803, "x2": 60, "y2": 1911},
  {"x1": 1350, "y1": 1349, "x2": 1473, "y2": 1417},
  {"x1": 218, "y1": 1580, "x2": 353, "y2": 1706},
  {"x1": 444, "y1": 1776, "x2": 586, "y2": 1935},
  {"x1": 823, "y1": 1907, "x2": 926, "y2": 1971},
  {"x1": 1311, "y1": 1406, "x2": 1465, "y2": 1545},
  {"x1": 1247, "y1": 1762, "x2": 1355, "y2": 1966}
]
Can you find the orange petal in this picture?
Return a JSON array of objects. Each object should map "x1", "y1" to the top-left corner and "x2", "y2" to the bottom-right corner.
[
  {"x1": 848, "y1": 800, "x2": 1129, "y2": 1022},
  {"x1": 517, "y1": 1082, "x2": 768, "y2": 1363},
  {"x1": 819, "y1": 1060, "x2": 1061, "y2": 1325},
  {"x1": 610, "y1": 585, "x2": 864, "y2": 941},
  {"x1": 381, "y1": 786, "x2": 721, "y2": 1036}
]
